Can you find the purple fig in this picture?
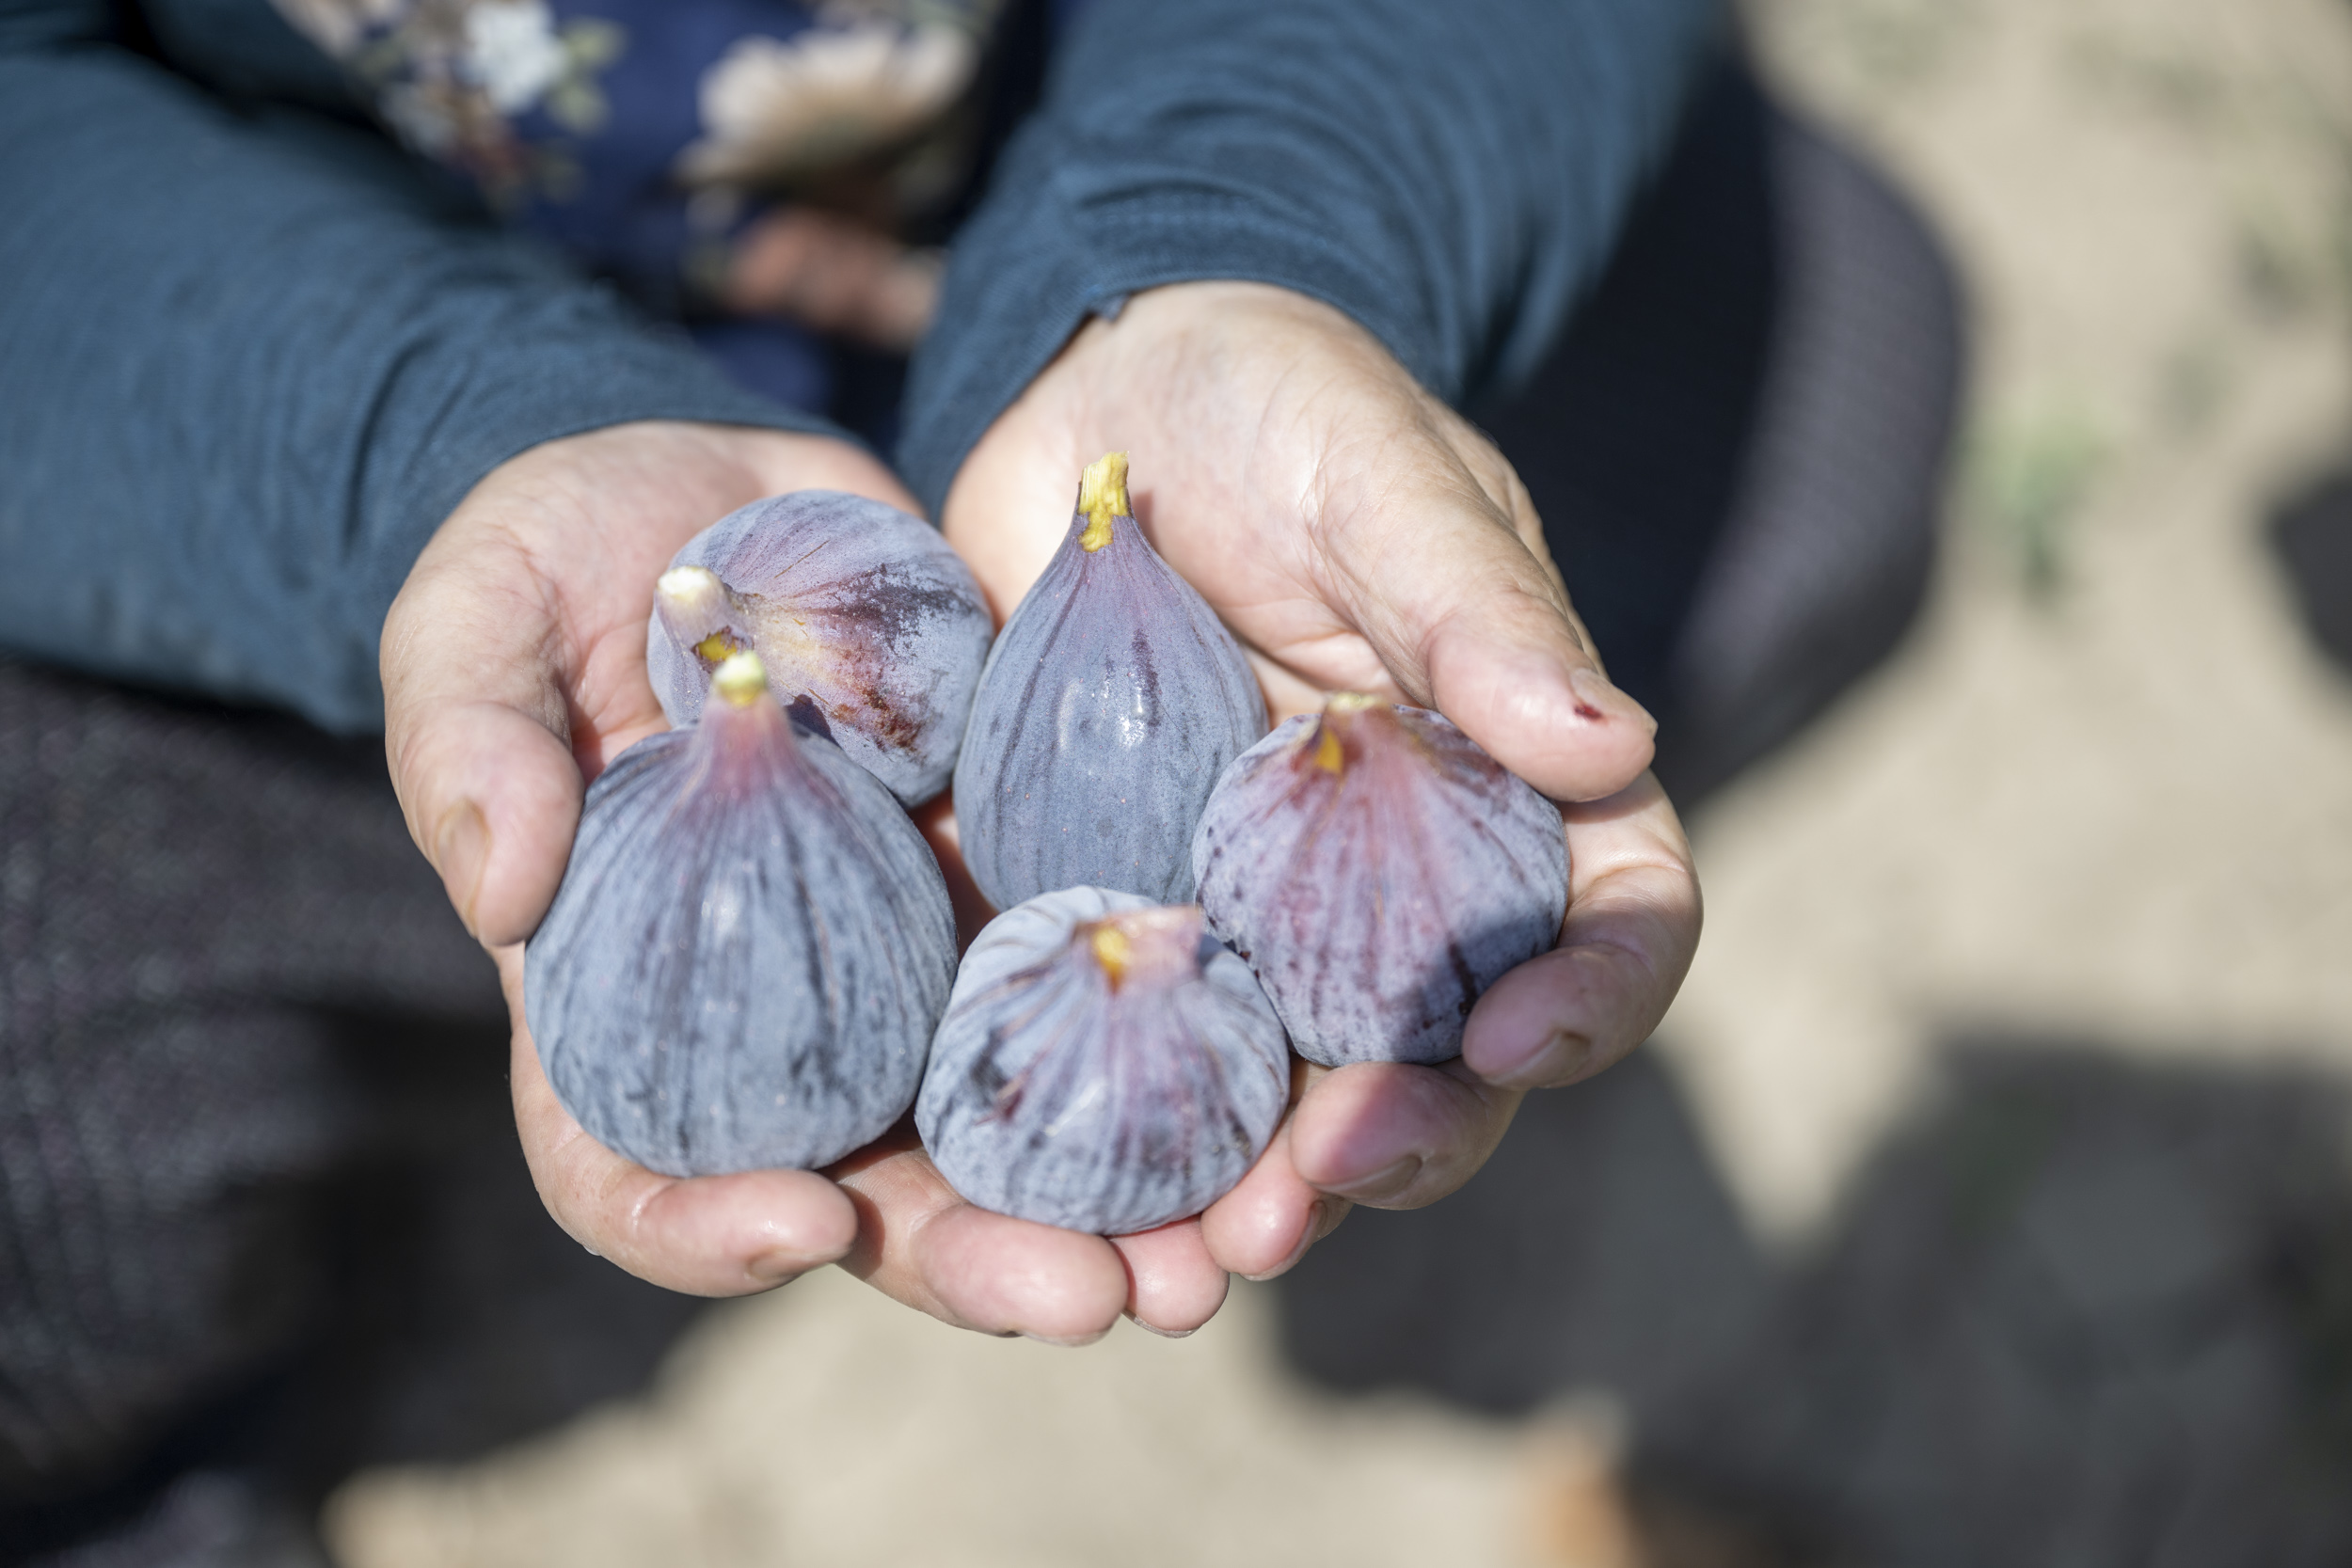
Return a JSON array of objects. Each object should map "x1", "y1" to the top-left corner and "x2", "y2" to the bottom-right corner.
[
  {"x1": 646, "y1": 489, "x2": 993, "y2": 806},
  {"x1": 1190, "y1": 695, "x2": 1567, "y2": 1067},
  {"x1": 916, "y1": 887, "x2": 1290, "y2": 1236},
  {"x1": 526, "y1": 651, "x2": 957, "y2": 1177},
  {"x1": 953, "y1": 453, "x2": 1267, "y2": 908}
]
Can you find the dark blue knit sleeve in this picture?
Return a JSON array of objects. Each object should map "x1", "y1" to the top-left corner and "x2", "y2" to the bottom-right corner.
[
  {"x1": 898, "y1": 0, "x2": 1722, "y2": 515},
  {"x1": 0, "y1": 8, "x2": 839, "y2": 734}
]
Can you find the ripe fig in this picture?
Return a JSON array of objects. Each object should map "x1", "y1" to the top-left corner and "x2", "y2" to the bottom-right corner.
[
  {"x1": 646, "y1": 489, "x2": 993, "y2": 806},
  {"x1": 916, "y1": 887, "x2": 1290, "y2": 1236},
  {"x1": 1190, "y1": 695, "x2": 1567, "y2": 1067},
  {"x1": 526, "y1": 651, "x2": 957, "y2": 1177},
  {"x1": 953, "y1": 453, "x2": 1267, "y2": 908}
]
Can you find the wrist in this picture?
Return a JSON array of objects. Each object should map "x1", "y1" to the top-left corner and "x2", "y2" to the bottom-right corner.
[
  {"x1": 942, "y1": 281, "x2": 1414, "y2": 560},
  {"x1": 1068, "y1": 282, "x2": 1402, "y2": 408}
]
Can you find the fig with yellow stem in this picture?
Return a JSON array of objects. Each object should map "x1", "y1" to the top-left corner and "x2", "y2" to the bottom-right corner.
[
  {"x1": 1191, "y1": 695, "x2": 1567, "y2": 1066},
  {"x1": 526, "y1": 650, "x2": 956, "y2": 1175},
  {"x1": 916, "y1": 886, "x2": 1289, "y2": 1234},
  {"x1": 953, "y1": 452, "x2": 1267, "y2": 908}
]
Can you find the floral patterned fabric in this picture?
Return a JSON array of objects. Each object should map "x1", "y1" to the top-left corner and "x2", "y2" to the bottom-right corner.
[
  {"x1": 1, "y1": 0, "x2": 1716, "y2": 732},
  {"x1": 268, "y1": 0, "x2": 1009, "y2": 410}
]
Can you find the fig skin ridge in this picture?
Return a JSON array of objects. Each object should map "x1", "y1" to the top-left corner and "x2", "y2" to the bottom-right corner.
[{"x1": 950, "y1": 456, "x2": 1267, "y2": 908}]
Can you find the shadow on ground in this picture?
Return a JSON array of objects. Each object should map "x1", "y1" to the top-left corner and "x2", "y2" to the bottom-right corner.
[
  {"x1": 2272, "y1": 464, "x2": 2352, "y2": 680},
  {"x1": 1278, "y1": 1038, "x2": 2352, "y2": 1566}
]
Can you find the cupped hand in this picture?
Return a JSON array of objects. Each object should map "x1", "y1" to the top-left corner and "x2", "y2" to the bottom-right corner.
[
  {"x1": 384, "y1": 421, "x2": 886, "y2": 1298},
  {"x1": 383, "y1": 420, "x2": 1201, "y2": 1339},
  {"x1": 943, "y1": 281, "x2": 1702, "y2": 1287}
]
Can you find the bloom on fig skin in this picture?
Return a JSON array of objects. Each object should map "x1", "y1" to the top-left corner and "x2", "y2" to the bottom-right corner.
[
  {"x1": 645, "y1": 489, "x2": 993, "y2": 806},
  {"x1": 526, "y1": 650, "x2": 957, "y2": 1178},
  {"x1": 916, "y1": 887, "x2": 1291, "y2": 1236},
  {"x1": 953, "y1": 452, "x2": 1268, "y2": 908},
  {"x1": 1191, "y1": 695, "x2": 1568, "y2": 1067}
]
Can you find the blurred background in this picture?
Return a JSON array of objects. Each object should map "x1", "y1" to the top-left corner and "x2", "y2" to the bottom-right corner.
[{"x1": 318, "y1": 0, "x2": 2352, "y2": 1561}]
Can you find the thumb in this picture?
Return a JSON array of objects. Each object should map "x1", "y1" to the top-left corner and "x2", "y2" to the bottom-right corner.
[
  {"x1": 382, "y1": 529, "x2": 589, "y2": 949},
  {"x1": 1325, "y1": 452, "x2": 1657, "y2": 803},
  {"x1": 381, "y1": 421, "x2": 913, "y2": 949}
]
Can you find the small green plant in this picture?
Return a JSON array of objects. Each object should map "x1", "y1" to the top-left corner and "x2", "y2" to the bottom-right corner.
[{"x1": 1966, "y1": 406, "x2": 2107, "y2": 601}]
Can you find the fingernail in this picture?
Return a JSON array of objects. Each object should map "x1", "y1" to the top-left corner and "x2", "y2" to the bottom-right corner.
[
  {"x1": 1494, "y1": 1028, "x2": 1594, "y2": 1090},
  {"x1": 1241, "y1": 1199, "x2": 1327, "y2": 1283},
  {"x1": 1126, "y1": 1312, "x2": 1197, "y2": 1340},
  {"x1": 1329, "y1": 1155, "x2": 1422, "y2": 1204},
  {"x1": 1568, "y1": 666, "x2": 1657, "y2": 736},
  {"x1": 1020, "y1": 1329, "x2": 1109, "y2": 1348},
  {"x1": 434, "y1": 799, "x2": 489, "y2": 938}
]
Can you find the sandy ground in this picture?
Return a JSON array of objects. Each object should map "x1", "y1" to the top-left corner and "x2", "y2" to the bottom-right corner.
[
  {"x1": 327, "y1": 1271, "x2": 1544, "y2": 1568},
  {"x1": 1676, "y1": 0, "x2": 2352, "y2": 1243},
  {"x1": 327, "y1": 1, "x2": 2352, "y2": 1563}
]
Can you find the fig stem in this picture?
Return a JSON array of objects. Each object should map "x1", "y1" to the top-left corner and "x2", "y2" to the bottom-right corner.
[
  {"x1": 1078, "y1": 907, "x2": 1206, "y2": 993},
  {"x1": 712, "y1": 650, "x2": 769, "y2": 708},
  {"x1": 658, "y1": 563, "x2": 725, "y2": 602},
  {"x1": 1089, "y1": 922, "x2": 1133, "y2": 986},
  {"x1": 656, "y1": 565, "x2": 747, "y2": 668},
  {"x1": 1077, "y1": 451, "x2": 1131, "y2": 552},
  {"x1": 1313, "y1": 693, "x2": 1383, "y2": 772}
]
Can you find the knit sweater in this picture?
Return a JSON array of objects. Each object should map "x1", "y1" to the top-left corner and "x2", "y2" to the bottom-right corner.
[{"x1": 0, "y1": 0, "x2": 1717, "y2": 733}]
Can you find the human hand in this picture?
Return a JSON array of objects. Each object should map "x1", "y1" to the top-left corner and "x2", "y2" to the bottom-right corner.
[
  {"x1": 384, "y1": 422, "x2": 1160, "y2": 1341},
  {"x1": 942, "y1": 282, "x2": 1701, "y2": 1292},
  {"x1": 383, "y1": 421, "x2": 885, "y2": 1295},
  {"x1": 723, "y1": 207, "x2": 943, "y2": 353}
]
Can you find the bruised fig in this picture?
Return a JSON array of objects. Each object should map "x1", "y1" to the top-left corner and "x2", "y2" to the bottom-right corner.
[
  {"x1": 1191, "y1": 695, "x2": 1567, "y2": 1068},
  {"x1": 916, "y1": 887, "x2": 1290, "y2": 1236},
  {"x1": 526, "y1": 651, "x2": 957, "y2": 1177},
  {"x1": 647, "y1": 490, "x2": 993, "y2": 805},
  {"x1": 954, "y1": 453, "x2": 1267, "y2": 908}
]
